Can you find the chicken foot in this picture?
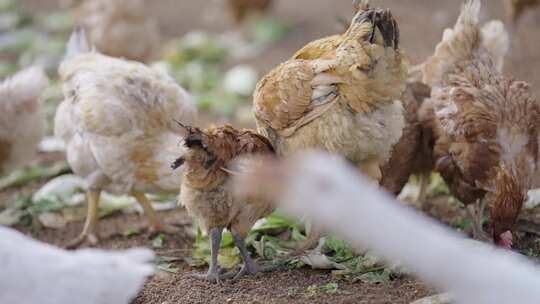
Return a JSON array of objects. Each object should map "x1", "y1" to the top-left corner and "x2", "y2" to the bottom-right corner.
[
  {"x1": 189, "y1": 227, "x2": 229, "y2": 284},
  {"x1": 131, "y1": 191, "x2": 180, "y2": 235},
  {"x1": 66, "y1": 190, "x2": 101, "y2": 249},
  {"x1": 66, "y1": 171, "x2": 109, "y2": 249}
]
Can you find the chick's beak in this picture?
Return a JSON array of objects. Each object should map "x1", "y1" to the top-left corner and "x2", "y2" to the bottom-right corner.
[{"x1": 171, "y1": 157, "x2": 185, "y2": 170}]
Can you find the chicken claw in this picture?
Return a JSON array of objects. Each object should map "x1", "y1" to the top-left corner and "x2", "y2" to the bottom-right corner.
[
  {"x1": 227, "y1": 231, "x2": 264, "y2": 281},
  {"x1": 189, "y1": 227, "x2": 227, "y2": 284},
  {"x1": 65, "y1": 190, "x2": 101, "y2": 249}
]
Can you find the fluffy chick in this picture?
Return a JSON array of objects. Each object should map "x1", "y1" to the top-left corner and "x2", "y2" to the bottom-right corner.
[
  {"x1": 73, "y1": 0, "x2": 160, "y2": 62},
  {"x1": 55, "y1": 29, "x2": 197, "y2": 247},
  {"x1": 172, "y1": 125, "x2": 274, "y2": 283},
  {"x1": 420, "y1": 0, "x2": 538, "y2": 248},
  {"x1": 0, "y1": 67, "x2": 48, "y2": 176}
]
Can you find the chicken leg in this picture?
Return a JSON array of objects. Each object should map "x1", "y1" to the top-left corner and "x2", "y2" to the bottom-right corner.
[
  {"x1": 190, "y1": 227, "x2": 227, "y2": 284},
  {"x1": 230, "y1": 230, "x2": 261, "y2": 280},
  {"x1": 66, "y1": 190, "x2": 100, "y2": 249},
  {"x1": 467, "y1": 200, "x2": 490, "y2": 242},
  {"x1": 131, "y1": 191, "x2": 179, "y2": 234}
]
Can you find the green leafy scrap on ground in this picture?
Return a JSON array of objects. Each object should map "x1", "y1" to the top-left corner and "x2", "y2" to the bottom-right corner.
[
  {"x1": 191, "y1": 211, "x2": 399, "y2": 283},
  {"x1": 304, "y1": 282, "x2": 340, "y2": 298},
  {"x1": 251, "y1": 18, "x2": 290, "y2": 45},
  {"x1": 0, "y1": 0, "x2": 73, "y2": 78},
  {"x1": 0, "y1": 161, "x2": 70, "y2": 191}
]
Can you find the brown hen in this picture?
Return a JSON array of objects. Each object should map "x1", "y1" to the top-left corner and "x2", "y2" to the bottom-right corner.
[
  {"x1": 420, "y1": 0, "x2": 538, "y2": 248},
  {"x1": 173, "y1": 125, "x2": 275, "y2": 283}
]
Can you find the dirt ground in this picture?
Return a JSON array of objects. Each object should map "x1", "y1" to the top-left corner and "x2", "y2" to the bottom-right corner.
[{"x1": 10, "y1": 0, "x2": 540, "y2": 303}]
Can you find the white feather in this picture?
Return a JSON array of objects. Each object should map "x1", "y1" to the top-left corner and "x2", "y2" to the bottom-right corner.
[{"x1": 240, "y1": 152, "x2": 540, "y2": 304}]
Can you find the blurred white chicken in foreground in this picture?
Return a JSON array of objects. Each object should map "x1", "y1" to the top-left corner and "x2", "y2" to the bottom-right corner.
[
  {"x1": 234, "y1": 152, "x2": 540, "y2": 304},
  {"x1": 0, "y1": 226, "x2": 154, "y2": 304},
  {"x1": 0, "y1": 67, "x2": 49, "y2": 176},
  {"x1": 55, "y1": 28, "x2": 197, "y2": 247}
]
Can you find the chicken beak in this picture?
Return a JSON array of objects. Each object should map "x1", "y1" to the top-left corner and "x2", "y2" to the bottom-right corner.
[{"x1": 171, "y1": 157, "x2": 185, "y2": 170}]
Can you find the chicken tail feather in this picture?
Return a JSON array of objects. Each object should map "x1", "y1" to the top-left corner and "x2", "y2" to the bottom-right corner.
[
  {"x1": 422, "y1": 0, "x2": 486, "y2": 86},
  {"x1": 66, "y1": 26, "x2": 92, "y2": 59},
  {"x1": 480, "y1": 20, "x2": 510, "y2": 72}
]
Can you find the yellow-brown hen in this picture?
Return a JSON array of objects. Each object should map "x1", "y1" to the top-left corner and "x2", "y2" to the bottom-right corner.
[
  {"x1": 254, "y1": 2, "x2": 407, "y2": 182},
  {"x1": 253, "y1": 1, "x2": 407, "y2": 253},
  {"x1": 173, "y1": 125, "x2": 275, "y2": 283}
]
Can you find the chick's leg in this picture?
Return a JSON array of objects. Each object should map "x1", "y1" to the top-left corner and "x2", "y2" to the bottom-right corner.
[
  {"x1": 231, "y1": 230, "x2": 260, "y2": 280},
  {"x1": 131, "y1": 191, "x2": 179, "y2": 234},
  {"x1": 190, "y1": 227, "x2": 225, "y2": 284}
]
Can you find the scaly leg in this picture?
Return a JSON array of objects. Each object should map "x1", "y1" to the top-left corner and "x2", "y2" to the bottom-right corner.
[
  {"x1": 414, "y1": 174, "x2": 429, "y2": 211},
  {"x1": 66, "y1": 190, "x2": 100, "y2": 249},
  {"x1": 231, "y1": 230, "x2": 261, "y2": 280},
  {"x1": 190, "y1": 227, "x2": 225, "y2": 284},
  {"x1": 131, "y1": 191, "x2": 179, "y2": 234},
  {"x1": 467, "y1": 200, "x2": 490, "y2": 242}
]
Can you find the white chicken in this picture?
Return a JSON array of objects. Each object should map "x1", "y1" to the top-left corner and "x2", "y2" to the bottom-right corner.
[
  {"x1": 55, "y1": 28, "x2": 197, "y2": 247},
  {"x1": 234, "y1": 151, "x2": 540, "y2": 304},
  {"x1": 0, "y1": 67, "x2": 49, "y2": 176},
  {"x1": 0, "y1": 226, "x2": 154, "y2": 304}
]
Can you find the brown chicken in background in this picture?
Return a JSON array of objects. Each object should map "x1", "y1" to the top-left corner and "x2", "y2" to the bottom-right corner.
[
  {"x1": 70, "y1": 0, "x2": 160, "y2": 62},
  {"x1": 225, "y1": 0, "x2": 273, "y2": 26},
  {"x1": 380, "y1": 65, "x2": 432, "y2": 201},
  {"x1": 172, "y1": 125, "x2": 275, "y2": 283},
  {"x1": 503, "y1": 0, "x2": 539, "y2": 32},
  {"x1": 253, "y1": 1, "x2": 407, "y2": 253},
  {"x1": 420, "y1": 0, "x2": 538, "y2": 248}
]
